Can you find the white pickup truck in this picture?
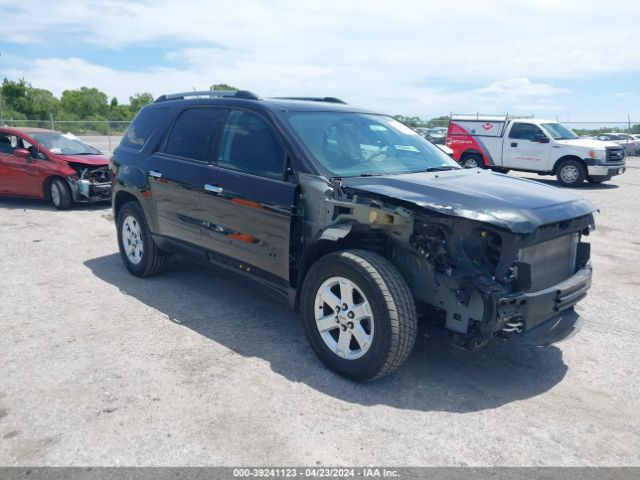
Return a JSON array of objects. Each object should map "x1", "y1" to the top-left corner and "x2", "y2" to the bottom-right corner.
[{"x1": 446, "y1": 115, "x2": 627, "y2": 186}]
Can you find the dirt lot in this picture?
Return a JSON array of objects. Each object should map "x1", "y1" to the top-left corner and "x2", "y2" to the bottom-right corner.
[{"x1": 1, "y1": 160, "x2": 639, "y2": 466}]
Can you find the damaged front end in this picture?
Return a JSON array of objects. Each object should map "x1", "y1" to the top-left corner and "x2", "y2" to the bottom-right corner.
[
  {"x1": 298, "y1": 169, "x2": 596, "y2": 351},
  {"x1": 406, "y1": 212, "x2": 592, "y2": 350},
  {"x1": 66, "y1": 162, "x2": 112, "y2": 203}
]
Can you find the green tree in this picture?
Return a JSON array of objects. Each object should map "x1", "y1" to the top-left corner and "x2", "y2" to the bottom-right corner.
[
  {"x1": 29, "y1": 88, "x2": 59, "y2": 119},
  {"x1": 210, "y1": 83, "x2": 238, "y2": 91},
  {"x1": 60, "y1": 87, "x2": 109, "y2": 119},
  {"x1": 393, "y1": 115, "x2": 426, "y2": 128},
  {"x1": 426, "y1": 116, "x2": 450, "y2": 128},
  {"x1": 1, "y1": 79, "x2": 31, "y2": 115},
  {"x1": 1, "y1": 79, "x2": 60, "y2": 121},
  {"x1": 128, "y1": 92, "x2": 154, "y2": 113}
]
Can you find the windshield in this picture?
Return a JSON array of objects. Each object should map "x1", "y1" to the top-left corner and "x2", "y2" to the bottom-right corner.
[
  {"x1": 540, "y1": 123, "x2": 578, "y2": 140},
  {"x1": 287, "y1": 113, "x2": 459, "y2": 177},
  {"x1": 30, "y1": 132, "x2": 101, "y2": 155}
]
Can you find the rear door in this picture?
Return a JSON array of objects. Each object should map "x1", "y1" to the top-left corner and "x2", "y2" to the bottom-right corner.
[
  {"x1": 199, "y1": 109, "x2": 297, "y2": 285},
  {"x1": 502, "y1": 122, "x2": 550, "y2": 171},
  {"x1": 147, "y1": 107, "x2": 228, "y2": 247}
]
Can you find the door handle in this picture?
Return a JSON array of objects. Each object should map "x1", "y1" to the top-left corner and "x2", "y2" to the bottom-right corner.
[
  {"x1": 149, "y1": 170, "x2": 162, "y2": 178},
  {"x1": 511, "y1": 142, "x2": 518, "y2": 147},
  {"x1": 204, "y1": 184, "x2": 223, "y2": 194}
]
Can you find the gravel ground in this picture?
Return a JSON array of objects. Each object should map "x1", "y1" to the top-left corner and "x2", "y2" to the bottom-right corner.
[{"x1": 0, "y1": 159, "x2": 639, "y2": 466}]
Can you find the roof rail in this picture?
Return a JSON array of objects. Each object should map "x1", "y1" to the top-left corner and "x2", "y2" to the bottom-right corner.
[
  {"x1": 155, "y1": 90, "x2": 260, "y2": 102},
  {"x1": 450, "y1": 112, "x2": 535, "y2": 121},
  {"x1": 272, "y1": 96, "x2": 347, "y2": 104}
]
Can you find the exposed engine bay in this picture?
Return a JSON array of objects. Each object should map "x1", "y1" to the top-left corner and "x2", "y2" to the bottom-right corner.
[
  {"x1": 296, "y1": 169, "x2": 595, "y2": 350},
  {"x1": 67, "y1": 162, "x2": 112, "y2": 202}
]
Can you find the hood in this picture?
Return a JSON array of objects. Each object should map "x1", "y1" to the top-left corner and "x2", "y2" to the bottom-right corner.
[
  {"x1": 341, "y1": 169, "x2": 596, "y2": 234},
  {"x1": 556, "y1": 138, "x2": 620, "y2": 150},
  {"x1": 55, "y1": 154, "x2": 110, "y2": 166}
]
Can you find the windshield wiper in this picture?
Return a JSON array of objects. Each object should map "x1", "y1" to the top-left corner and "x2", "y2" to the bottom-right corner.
[
  {"x1": 70, "y1": 152, "x2": 99, "y2": 155},
  {"x1": 423, "y1": 166, "x2": 458, "y2": 172}
]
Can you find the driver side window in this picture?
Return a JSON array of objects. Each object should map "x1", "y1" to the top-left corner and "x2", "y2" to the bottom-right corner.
[
  {"x1": 0, "y1": 134, "x2": 17, "y2": 154},
  {"x1": 509, "y1": 123, "x2": 543, "y2": 141}
]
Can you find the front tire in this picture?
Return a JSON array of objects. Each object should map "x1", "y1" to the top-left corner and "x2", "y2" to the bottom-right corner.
[
  {"x1": 116, "y1": 201, "x2": 167, "y2": 277},
  {"x1": 556, "y1": 159, "x2": 586, "y2": 187},
  {"x1": 49, "y1": 178, "x2": 72, "y2": 210},
  {"x1": 300, "y1": 249, "x2": 417, "y2": 381}
]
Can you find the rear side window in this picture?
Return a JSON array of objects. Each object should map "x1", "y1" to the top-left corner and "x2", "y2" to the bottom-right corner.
[
  {"x1": 509, "y1": 123, "x2": 543, "y2": 141},
  {"x1": 120, "y1": 107, "x2": 163, "y2": 150},
  {"x1": 216, "y1": 110, "x2": 285, "y2": 179},
  {"x1": 165, "y1": 108, "x2": 227, "y2": 162}
]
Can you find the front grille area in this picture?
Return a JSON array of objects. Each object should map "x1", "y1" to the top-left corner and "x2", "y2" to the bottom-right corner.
[
  {"x1": 518, "y1": 233, "x2": 579, "y2": 291},
  {"x1": 606, "y1": 146, "x2": 625, "y2": 163}
]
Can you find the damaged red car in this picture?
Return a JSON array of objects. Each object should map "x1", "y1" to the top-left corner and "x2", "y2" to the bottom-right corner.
[{"x1": 0, "y1": 127, "x2": 111, "y2": 209}]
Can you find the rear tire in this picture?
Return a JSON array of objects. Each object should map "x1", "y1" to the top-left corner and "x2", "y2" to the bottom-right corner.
[
  {"x1": 117, "y1": 201, "x2": 168, "y2": 277},
  {"x1": 556, "y1": 159, "x2": 586, "y2": 187},
  {"x1": 49, "y1": 178, "x2": 72, "y2": 210},
  {"x1": 461, "y1": 153, "x2": 484, "y2": 169},
  {"x1": 300, "y1": 249, "x2": 417, "y2": 381}
]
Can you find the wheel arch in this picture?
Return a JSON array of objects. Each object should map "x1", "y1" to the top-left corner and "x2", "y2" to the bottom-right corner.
[
  {"x1": 113, "y1": 190, "x2": 141, "y2": 218},
  {"x1": 460, "y1": 149, "x2": 485, "y2": 165},
  {"x1": 42, "y1": 174, "x2": 75, "y2": 201},
  {"x1": 552, "y1": 155, "x2": 585, "y2": 174},
  {"x1": 292, "y1": 224, "x2": 391, "y2": 310}
]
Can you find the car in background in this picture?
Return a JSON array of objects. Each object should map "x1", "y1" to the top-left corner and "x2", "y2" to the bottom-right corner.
[
  {"x1": 417, "y1": 127, "x2": 447, "y2": 144},
  {"x1": 593, "y1": 133, "x2": 640, "y2": 156},
  {"x1": 447, "y1": 115, "x2": 626, "y2": 186},
  {"x1": 0, "y1": 127, "x2": 111, "y2": 209}
]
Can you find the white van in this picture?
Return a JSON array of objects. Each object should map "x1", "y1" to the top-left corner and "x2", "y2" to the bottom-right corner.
[{"x1": 446, "y1": 114, "x2": 627, "y2": 186}]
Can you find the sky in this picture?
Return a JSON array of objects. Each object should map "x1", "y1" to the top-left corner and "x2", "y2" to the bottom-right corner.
[{"x1": 0, "y1": 0, "x2": 639, "y2": 122}]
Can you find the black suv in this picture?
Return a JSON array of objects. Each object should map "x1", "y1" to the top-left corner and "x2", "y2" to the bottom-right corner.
[{"x1": 111, "y1": 90, "x2": 595, "y2": 381}]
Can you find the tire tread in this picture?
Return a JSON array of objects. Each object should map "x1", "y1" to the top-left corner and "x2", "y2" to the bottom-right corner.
[{"x1": 302, "y1": 249, "x2": 417, "y2": 381}]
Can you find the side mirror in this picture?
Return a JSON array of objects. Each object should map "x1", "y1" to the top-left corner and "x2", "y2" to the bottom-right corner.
[
  {"x1": 534, "y1": 133, "x2": 550, "y2": 143},
  {"x1": 13, "y1": 148, "x2": 31, "y2": 158}
]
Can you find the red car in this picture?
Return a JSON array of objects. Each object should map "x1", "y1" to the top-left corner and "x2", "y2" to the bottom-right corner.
[{"x1": 0, "y1": 127, "x2": 111, "y2": 209}]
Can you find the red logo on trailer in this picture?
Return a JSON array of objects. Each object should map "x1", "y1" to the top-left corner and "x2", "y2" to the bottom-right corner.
[{"x1": 482, "y1": 122, "x2": 493, "y2": 131}]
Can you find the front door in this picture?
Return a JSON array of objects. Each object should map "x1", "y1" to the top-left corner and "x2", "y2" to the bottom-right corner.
[
  {"x1": 503, "y1": 122, "x2": 550, "y2": 171},
  {"x1": 147, "y1": 107, "x2": 228, "y2": 247},
  {"x1": 0, "y1": 133, "x2": 42, "y2": 196},
  {"x1": 199, "y1": 109, "x2": 296, "y2": 285}
]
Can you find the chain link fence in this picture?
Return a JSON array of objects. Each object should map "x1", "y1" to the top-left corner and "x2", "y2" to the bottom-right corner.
[
  {"x1": 1, "y1": 119, "x2": 131, "y2": 153},
  {"x1": 559, "y1": 121, "x2": 639, "y2": 135},
  {"x1": 2, "y1": 118, "x2": 639, "y2": 154}
]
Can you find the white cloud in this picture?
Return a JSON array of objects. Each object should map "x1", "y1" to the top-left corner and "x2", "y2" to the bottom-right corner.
[{"x1": 1, "y1": 0, "x2": 639, "y2": 117}]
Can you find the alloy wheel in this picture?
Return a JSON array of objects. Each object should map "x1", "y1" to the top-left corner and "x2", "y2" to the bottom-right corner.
[
  {"x1": 314, "y1": 276, "x2": 374, "y2": 360},
  {"x1": 122, "y1": 215, "x2": 144, "y2": 265}
]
